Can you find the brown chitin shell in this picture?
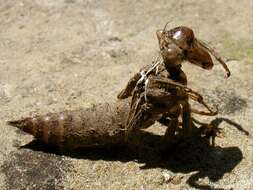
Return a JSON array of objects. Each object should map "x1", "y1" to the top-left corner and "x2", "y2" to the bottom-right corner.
[{"x1": 8, "y1": 99, "x2": 130, "y2": 149}]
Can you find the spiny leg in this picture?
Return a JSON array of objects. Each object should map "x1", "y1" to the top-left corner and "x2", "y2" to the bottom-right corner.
[
  {"x1": 188, "y1": 91, "x2": 218, "y2": 116},
  {"x1": 192, "y1": 118, "x2": 224, "y2": 146}
]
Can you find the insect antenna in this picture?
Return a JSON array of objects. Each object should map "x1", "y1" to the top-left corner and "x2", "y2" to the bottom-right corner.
[
  {"x1": 159, "y1": 21, "x2": 171, "y2": 42},
  {"x1": 163, "y1": 21, "x2": 171, "y2": 32}
]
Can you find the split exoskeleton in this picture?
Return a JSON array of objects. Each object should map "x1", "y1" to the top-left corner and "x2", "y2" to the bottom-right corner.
[
  {"x1": 118, "y1": 23, "x2": 231, "y2": 146},
  {"x1": 7, "y1": 24, "x2": 231, "y2": 150}
]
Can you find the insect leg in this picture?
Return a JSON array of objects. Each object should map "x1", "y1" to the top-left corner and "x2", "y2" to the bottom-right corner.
[
  {"x1": 117, "y1": 72, "x2": 141, "y2": 99},
  {"x1": 181, "y1": 99, "x2": 193, "y2": 136}
]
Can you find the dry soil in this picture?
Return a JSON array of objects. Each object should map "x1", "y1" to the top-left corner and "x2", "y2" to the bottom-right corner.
[{"x1": 0, "y1": 0, "x2": 253, "y2": 189}]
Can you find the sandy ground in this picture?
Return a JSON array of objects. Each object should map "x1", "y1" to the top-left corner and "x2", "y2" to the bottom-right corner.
[{"x1": 0, "y1": 0, "x2": 253, "y2": 189}]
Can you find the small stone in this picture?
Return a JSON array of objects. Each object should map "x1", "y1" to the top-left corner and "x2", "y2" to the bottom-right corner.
[
  {"x1": 162, "y1": 172, "x2": 183, "y2": 185},
  {"x1": 140, "y1": 185, "x2": 151, "y2": 190},
  {"x1": 162, "y1": 171, "x2": 172, "y2": 183},
  {"x1": 170, "y1": 175, "x2": 183, "y2": 185},
  {"x1": 108, "y1": 36, "x2": 122, "y2": 42}
]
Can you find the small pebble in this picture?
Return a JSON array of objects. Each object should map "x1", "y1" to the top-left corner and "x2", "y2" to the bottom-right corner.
[
  {"x1": 162, "y1": 171, "x2": 183, "y2": 185},
  {"x1": 170, "y1": 175, "x2": 183, "y2": 185},
  {"x1": 162, "y1": 171, "x2": 172, "y2": 183}
]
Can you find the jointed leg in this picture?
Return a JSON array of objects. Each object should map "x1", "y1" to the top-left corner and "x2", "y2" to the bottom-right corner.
[
  {"x1": 164, "y1": 117, "x2": 178, "y2": 139},
  {"x1": 192, "y1": 117, "x2": 223, "y2": 146},
  {"x1": 181, "y1": 100, "x2": 193, "y2": 136},
  {"x1": 117, "y1": 72, "x2": 141, "y2": 99},
  {"x1": 188, "y1": 91, "x2": 218, "y2": 116}
]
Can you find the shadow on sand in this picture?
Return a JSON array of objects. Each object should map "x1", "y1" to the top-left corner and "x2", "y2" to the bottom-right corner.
[{"x1": 22, "y1": 117, "x2": 248, "y2": 190}]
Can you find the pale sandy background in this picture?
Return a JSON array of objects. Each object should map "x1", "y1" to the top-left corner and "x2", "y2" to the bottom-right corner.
[{"x1": 0, "y1": 0, "x2": 253, "y2": 189}]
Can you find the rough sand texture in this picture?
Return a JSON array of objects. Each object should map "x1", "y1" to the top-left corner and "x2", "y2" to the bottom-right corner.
[{"x1": 0, "y1": 0, "x2": 253, "y2": 189}]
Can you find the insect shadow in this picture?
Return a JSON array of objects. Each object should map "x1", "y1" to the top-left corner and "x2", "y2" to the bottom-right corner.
[{"x1": 22, "y1": 117, "x2": 248, "y2": 190}]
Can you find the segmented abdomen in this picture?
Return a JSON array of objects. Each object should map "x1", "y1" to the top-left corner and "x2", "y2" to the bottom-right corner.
[{"x1": 8, "y1": 99, "x2": 130, "y2": 149}]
